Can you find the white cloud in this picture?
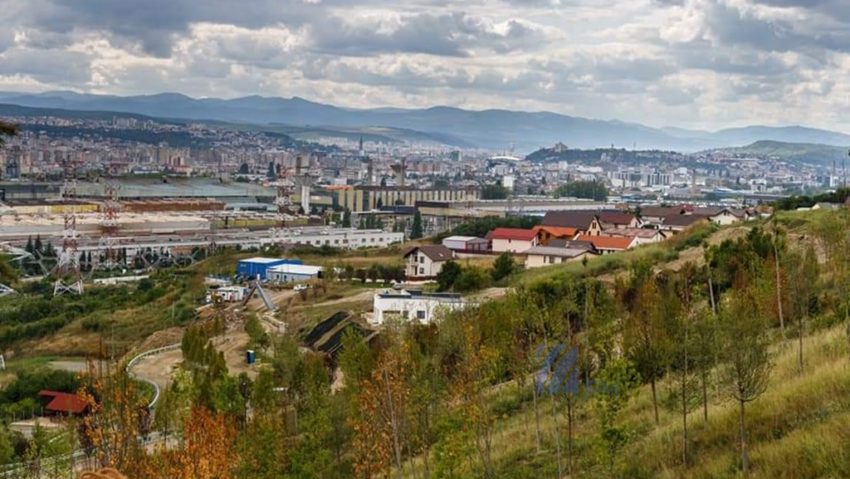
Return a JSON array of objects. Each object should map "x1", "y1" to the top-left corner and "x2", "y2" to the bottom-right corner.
[{"x1": 0, "y1": 0, "x2": 848, "y2": 131}]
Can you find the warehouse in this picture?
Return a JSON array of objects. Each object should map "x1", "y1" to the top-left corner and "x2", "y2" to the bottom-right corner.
[
  {"x1": 267, "y1": 264, "x2": 322, "y2": 283},
  {"x1": 237, "y1": 257, "x2": 303, "y2": 280},
  {"x1": 441, "y1": 235, "x2": 490, "y2": 253}
]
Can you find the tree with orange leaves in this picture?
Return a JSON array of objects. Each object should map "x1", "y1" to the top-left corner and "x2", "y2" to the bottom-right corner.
[
  {"x1": 150, "y1": 405, "x2": 237, "y2": 479},
  {"x1": 78, "y1": 371, "x2": 149, "y2": 478},
  {"x1": 350, "y1": 333, "x2": 411, "y2": 479}
]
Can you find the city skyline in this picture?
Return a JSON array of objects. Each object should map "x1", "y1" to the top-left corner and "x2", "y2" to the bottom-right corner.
[{"x1": 1, "y1": 0, "x2": 848, "y2": 132}]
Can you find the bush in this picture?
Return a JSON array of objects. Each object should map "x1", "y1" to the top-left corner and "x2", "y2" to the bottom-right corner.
[{"x1": 453, "y1": 266, "x2": 490, "y2": 293}]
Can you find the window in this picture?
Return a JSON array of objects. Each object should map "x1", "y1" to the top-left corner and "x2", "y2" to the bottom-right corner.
[
  {"x1": 419, "y1": 256, "x2": 425, "y2": 264},
  {"x1": 419, "y1": 267, "x2": 425, "y2": 275},
  {"x1": 416, "y1": 310, "x2": 426, "y2": 320}
]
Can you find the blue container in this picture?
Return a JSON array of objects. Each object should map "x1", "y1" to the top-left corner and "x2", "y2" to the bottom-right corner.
[
  {"x1": 237, "y1": 257, "x2": 303, "y2": 280},
  {"x1": 246, "y1": 350, "x2": 256, "y2": 365}
]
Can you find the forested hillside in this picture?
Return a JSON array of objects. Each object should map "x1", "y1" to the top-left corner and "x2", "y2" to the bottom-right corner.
[{"x1": 3, "y1": 210, "x2": 850, "y2": 478}]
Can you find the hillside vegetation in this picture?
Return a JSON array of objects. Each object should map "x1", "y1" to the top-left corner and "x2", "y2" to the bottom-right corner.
[{"x1": 3, "y1": 210, "x2": 850, "y2": 479}]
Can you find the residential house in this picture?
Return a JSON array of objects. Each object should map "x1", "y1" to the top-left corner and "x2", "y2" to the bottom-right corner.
[
  {"x1": 541, "y1": 211, "x2": 605, "y2": 236},
  {"x1": 371, "y1": 290, "x2": 469, "y2": 325},
  {"x1": 689, "y1": 206, "x2": 750, "y2": 225},
  {"x1": 548, "y1": 238, "x2": 600, "y2": 255},
  {"x1": 576, "y1": 234, "x2": 637, "y2": 254},
  {"x1": 660, "y1": 214, "x2": 711, "y2": 233},
  {"x1": 532, "y1": 225, "x2": 579, "y2": 246},
  {"x1": 487, "y1": 228, "x2": 538, "y2": 253},
  {"x1": 404, "y1": 245, "x2": 454, "y2": 279},
  {"x1": 524, "y1": 246, "x2": 592, "y2": 269},
  {"x1": 639, "y1": 205, "x2": 686, "y2": 227},
  {"x1": 605, "y1": 228, "x2": 668, "y2": 245}
]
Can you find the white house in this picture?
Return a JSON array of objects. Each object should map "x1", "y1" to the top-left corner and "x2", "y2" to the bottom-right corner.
[
  {"x1": 524, "y1": 246, "x2": 592, "y2": 269},
  {"x1": 404, "y1": 245, "x2": 454, "y2": 279},
  {"x1": 487, "y1": 228, "x2": 538, "y2": 253},
  {"x1": 267, "y1": 264, "x2": 322, "y2": 283},
  {"x1": 371, "y1": 290, "x2": 469, "y2": 325}
]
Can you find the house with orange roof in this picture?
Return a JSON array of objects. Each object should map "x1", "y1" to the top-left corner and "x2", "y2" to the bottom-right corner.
[
  {"x1": 575, "y1": 234, "x2": 637, "y2": 254},
  {"x1": 532, "y1": 225, "x2": 579, "y2": 246}
]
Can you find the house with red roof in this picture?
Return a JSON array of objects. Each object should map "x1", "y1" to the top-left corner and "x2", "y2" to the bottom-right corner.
[
  {"x1": 486, "y1": 228, "x2": 539, "y2": 253},
  {"x1": 38, "y1": 390, "x2": 89, "y2": 417}
]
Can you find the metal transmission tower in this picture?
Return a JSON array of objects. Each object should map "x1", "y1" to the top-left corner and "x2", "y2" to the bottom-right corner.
[
  {"x1": 274, "y1": 165, "x2": 296, "y2": 226},
  {"x1": 98, "y1": 183, "x2": 122, "y2": 270},
  {"x1": 53, "y1": 160, "x2": 84, "y2": 296}
]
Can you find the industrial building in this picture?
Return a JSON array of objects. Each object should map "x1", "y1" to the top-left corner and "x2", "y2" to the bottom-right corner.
[
  {"x1": 332, "y1": 185, "x2": 480, "y2": 212},
  {"x1": 267, "y1": 264, "x2": 322, "y2": 283},
  {"x1": 237, "y1": 257, "x2": 303, "y2": 280},
  {"x1": 272, "y1": 227, "x2": 404, "y2": 249}
]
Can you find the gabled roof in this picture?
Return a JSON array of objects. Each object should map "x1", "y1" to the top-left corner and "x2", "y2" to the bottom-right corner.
[
  {"x1": 548, "y1": 239, "x2": 599, "y2": 253},
  {"x1": 533, "y1": 225, "x2": 579, "y2": 239},
  {"x1": 598, "y1": 211, "x2": 637, "y2": 226},
  {"x1": 542, "y1": 210, "x2": 636, "y2": 229},
  {"x1": 404, "y1": 245, "x2": 454, "y2": 262},
  {"x1": 541, "y1": 210, "x2": 599, "y2": 229},
  {"x1": 640, "y1": 206, "x2": 686, "y2": 218},
  {"x1": 39, "y1": 390, "x2": 88, "y2": 415},
  {"x1": 662, "y1": 214, "x2": 711, "y2": 227},
  {"x1": 605, "y1": 228, "x2": 666, "y2": 239},
  {"x1": 486, "y1": 228, "x2": 537, "y2": 241},
  {"x1": 525, "y1": 246, "x2": 589, "y2": 258},
  {"x1": 576, "y1": 234, "x2": 635, "y2": 251}
]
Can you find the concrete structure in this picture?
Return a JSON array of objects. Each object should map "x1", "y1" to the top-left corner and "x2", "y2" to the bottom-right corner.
[
  {"x1": 524, "y1": 246, "x2": 592, "y2": 268},
  {"x1": 267, "y1": 264, "x2": 322, "y2": 283},
  {"x1": 404, "y1": 245, "x2": 454, "y2": 279},
  {"x1": 487, "y1": 228, "x2": 538, "y2": 253},
  {"x1": 371, "y1": 290, "x2": 468, "y2": 325},
  {"x1": 237, "y1": 257, "x2": 303, "y2": 280},
  {"x1": 333, "y1": 185, "x2": 480, "y2": 212},
  {"x1": 0, "y1": 212, "x2": 211, "y2": 240},
  {"x1": 442, "y1": 235, "x2": 489, "y2": 253},
  {"x1": 274, "y1": 227, "x2": 404, "y2": 249}
]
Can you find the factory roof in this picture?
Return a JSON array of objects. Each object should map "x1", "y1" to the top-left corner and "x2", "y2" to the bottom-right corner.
[
  {"x1": 268, "y1": 264, "x2": 323, "y2": 275},
  {"x1": 240, "y1": 257, "x2": 289, "y2": 264}
]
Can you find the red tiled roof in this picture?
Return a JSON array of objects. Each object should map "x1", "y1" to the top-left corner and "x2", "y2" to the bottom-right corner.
[
  {"x1": 39, "y1": 390, "x2": 88, "y2": 415},
  {"x1": 576, "y1": 234, "x2": 635, "y2": 250},
  {"x1": 487, "y1": 228, "x2": 537, "y2": 241}
]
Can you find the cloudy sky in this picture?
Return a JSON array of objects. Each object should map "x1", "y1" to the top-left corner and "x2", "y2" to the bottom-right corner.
[{"x1": 0, "y1": 0, "x2": 848, "y2": 131}]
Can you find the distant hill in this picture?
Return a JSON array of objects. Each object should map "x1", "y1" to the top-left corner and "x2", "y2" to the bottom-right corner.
[
  {"x1": 705, "y1": 140, "x2": 849, "y2": 166},
  {"x1": 1, "y1": 91, "x2": 849, "y2": 152}
]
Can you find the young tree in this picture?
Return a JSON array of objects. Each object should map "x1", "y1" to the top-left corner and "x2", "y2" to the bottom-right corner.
[
  {"x1": 490, "y1": 252, "x2": 516, "y2": 282},
  {"x1": 453, "y1": 266, "x2": 490, "y2": 293},
  {"x1": 622, "y1": 275, "x2": 672, "y2": 424},
  {"x1": 593, "y1": 357, "x2": 638, "y2": 475},
  {"x1": 436, "y1": 261, "x2": 462, "y2": 292},
  {"x1": 410, "y1": 211, "x2": 424, "y2": 239},
  {"x1": 719, "y1": 289, "x2": 772, "y2": 476}
]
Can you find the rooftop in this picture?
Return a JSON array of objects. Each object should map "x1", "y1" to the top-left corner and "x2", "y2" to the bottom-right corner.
[
  {"x1": 576, "y1": 234, "x2": 635, "y2": 250},
  {"x1": 404, "y1": 245, "x2": 454, "y2": 262},
  {"x1": 525, "y1": 246, "x2": 589, "y2": 258},
  {"x1": 487, "y1": 227, "x2": 537, "y2": 241}
]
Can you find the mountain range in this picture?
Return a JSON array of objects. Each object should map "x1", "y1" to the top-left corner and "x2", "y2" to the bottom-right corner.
[{"x1": 1, "y1": 90, "x2": 849, "y2": 153}]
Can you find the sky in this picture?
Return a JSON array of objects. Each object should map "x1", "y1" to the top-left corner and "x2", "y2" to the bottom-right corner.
[{"x1": 0, "y1": 0, "x2": 848, "y2": 131}]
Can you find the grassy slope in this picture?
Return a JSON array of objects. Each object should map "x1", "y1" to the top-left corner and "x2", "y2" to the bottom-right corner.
[{"x1": 405, "y1": 214, "x2": 850, "y2": 478}]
